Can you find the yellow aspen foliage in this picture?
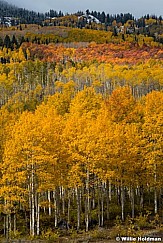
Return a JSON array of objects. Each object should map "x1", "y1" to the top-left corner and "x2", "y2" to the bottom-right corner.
[
  {"x1": 106, "y1": 86, "x2": 136, "y2": 123},
  {"x1": 18, "y1": 47, "x2": 26, "y2": 62},
  {"x1": 45, "y1": 80, "x2": 76, "y2": 115},
  {"x1": 69, "y1": 86, "x2": 102, "y2": 118},
  {"x1": 142, "y1": 91, "x2": 163, "y2": 187}
]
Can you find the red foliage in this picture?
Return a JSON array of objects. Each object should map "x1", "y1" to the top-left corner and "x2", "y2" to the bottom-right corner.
[{"x1": 21, "y1": 42, "x2": 163, "y2": 64}]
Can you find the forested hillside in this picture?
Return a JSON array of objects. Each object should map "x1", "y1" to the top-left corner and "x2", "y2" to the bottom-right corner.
[
  {"x1": 0, "y1": 0, "x2": 45, "y2": 25},
  {"x1": 1, "y1": 0, "x2": 163, "y2": 43},
  {"x1": 0, "y1": 1, "x2": 163, "y2": 242}
]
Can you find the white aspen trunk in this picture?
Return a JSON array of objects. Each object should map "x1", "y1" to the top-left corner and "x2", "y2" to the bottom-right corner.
[
  {"x1": 92, "y1": 199, "x2": 95, "y2": 209},
  {"x1": 62, "y1": 187, "x2": 65, "y2": 215},
  {"x1": 117, "y1": 186, "x2": 121, "y2": 205},
  {"x1": 121, "y1": 182, "x2": 125, "y2": 221},
  {"x1": 4, "y1": 216, "x2": 6, "y2": 236},
  {"x1": 140, "y1": 186, "x2": 144, "y2": 211},
  {"x1": 6, "y1": 214, "x2": 9, "y2": 241},
  {"x1": 9, "y1": 214, "x2": 11, "y2": 238},
  {"x1": 67, "y1": 190, "x2": 71, "y2": 226},
  {"x1": 3, "y1": 201, "x2": 7, "y2": 237},
  {"x1": 85, "y1": 203, "x2": 89, "y2": 232},
  {"x1": 106, "y1": 180, "x2": 109, "y2": 220},
  {"x1": 85, "y1": 168, "x2": 90, "y2": 232},
  {"x1": 154, "y1": 164, "x2": 158, "y2": 214},
  {"x1": 43, "y1": 206, "x2": 46, "y2": 214},
  {"x1": 109, "y1": 180, "x2": 112, "y2": 201},
  {"x1": 92, "y1": 193, "x2": 95, "y2": 209},
  {"x1": 72, "y1": 188, "x2": 75, "y2": 201},
  {"x1": 27, "y1": 156, "x2": 32, "y2": 235},
  {"x1": 35, "y1": 192, "x2": 38, "y2": 223},
  {"x1": 131, "y1": 186, "x2": 135, "y2": 218},
  {"x1": 154, "y1": 189, "x2": 158, "y2": 214},
  {"x1": 59, "y1": 186, "x2": 62, "y2": 199},
  {"x1": 48, "y1": 190, "x2": 51, "y2": 216},
  {"x1": 29, "y1": 185, "x2": 32, "y2": 234},
  {"x1": 13, "y1": 213, "x2": 16, "y2": 234},
  {"x1": 54, "y1": 190, "x2": 58, "y2": 227},
  {"x1": 31, "y1": 161, "x2": 35, "y2": 236},
  {"x1": 79, "y1": 188, "x2": 82, "y2": 227},
  {"x1": 98, "y1": 181, "x2": 101, "y2": 227},
  {"x1": 101, "y1": 189, "x2": 104, "y2": 227},
  {"x1": 36, "y1": 201, "x2": 40, "y2": 236},
  {"x1": 76, "y1": 187, "x2": 81, "y2": 230}
]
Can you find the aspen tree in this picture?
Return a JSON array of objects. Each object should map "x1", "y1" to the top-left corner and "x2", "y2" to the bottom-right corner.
[{"x1": 143, "y1": 91, "x2": 163, "y2": 214}]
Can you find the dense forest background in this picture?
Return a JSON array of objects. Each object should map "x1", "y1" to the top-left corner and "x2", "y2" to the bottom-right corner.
[{"x1": 0, "y1": 0, "x2": 163, "y2": 242}]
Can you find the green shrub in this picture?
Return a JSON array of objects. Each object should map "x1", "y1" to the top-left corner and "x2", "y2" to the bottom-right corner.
[
  {"x1": 150, "y1": 214, "x2": 161, "y2": 228},
  {"x1": 135, "y1": 213, "x2": 151, "y2": 229},
  {"x1": 41, "y1": 228, "x2": 60, "y2": 241},
  {"x1": 9, "y1": 230, "x2": 22, "y2": 239},
  {"x1": 89, "y1": 228, "x2": 108, "y2": 239}
]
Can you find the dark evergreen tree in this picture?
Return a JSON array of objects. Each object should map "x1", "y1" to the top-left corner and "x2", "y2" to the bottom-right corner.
[
  {"x1": 100, "y1": 11, "x2": 106, "y2": 23},
  {"x1": 86, "y1": 9, "x2": 90, "y2": 16},
  {"x1": 0, "y1": 36, "x2": 3, "y2": 46},
  {"x1": 20, "y1": 36, "x2": 25, "y2": 45},
  {"x1": 50, "y1": 9, "x2": 55, "y2": 18},
  {"x1": 11, "y1": 35, "x2": 18, "y2": 49},
  {"x1": 4, "y1": 35, "x2": 11, "y2": 48}
]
